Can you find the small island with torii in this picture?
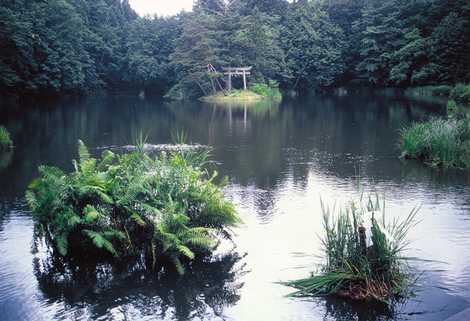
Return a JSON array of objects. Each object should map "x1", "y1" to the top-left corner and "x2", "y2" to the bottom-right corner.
[{"x1": 200, "y1": 65, "x2": 282, "y2": 103}]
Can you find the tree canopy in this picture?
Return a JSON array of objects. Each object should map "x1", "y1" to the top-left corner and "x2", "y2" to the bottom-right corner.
[{"x1": 1, "y1": 0, "x2": 469, "y2": 98}]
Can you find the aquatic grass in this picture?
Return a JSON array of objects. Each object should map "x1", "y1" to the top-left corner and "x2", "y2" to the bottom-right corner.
[
  {"x1": 26, "y1": 139, "x2": 240, "y2": 274},
  {"x1": 283, "y1": 194, "x2": 419, "y2": 303},
  {"x1": 0, "y1": 126, "x2": 12, "y2": 151},
  {"x1": 400, "y1": 116, "x2": 470, "y2": 168}
]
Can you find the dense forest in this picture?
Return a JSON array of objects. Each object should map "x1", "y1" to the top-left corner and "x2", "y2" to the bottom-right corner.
[{"x1": 1, "y1": 0, "x2": 469, "y2": 99}]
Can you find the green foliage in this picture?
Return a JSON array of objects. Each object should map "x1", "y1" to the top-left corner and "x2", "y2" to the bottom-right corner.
[
  {"x1": 27, "y1": 140, "x2": 240, "y2": 273},
  {"x1": 1, "y1": 0, "x2": 470, "y2": 96},
  {"x1": 353, "y1": 1, "x2": 406, "y2": 85},
  {"x1": 400, "y1": 116, "x2": 470, "y2": 168},
  {"x1": 123, "y1": 15, "x2": 182, "y2": 93},
  {"x1": 249, "y1": 81, "x2": 281, "y2": 98},
  {"x1": 0, "y1": 0, "x2": 137, "y2": 95},
  {"x1": 0, "y1": 126, "x2": 12, "y2": 150},
  {"x1": 450, "y1": 83, "x2": 470, "y2": 105},
  {"x1": 281, "y1": 1, "x2": 345, "y2": 90},
  {"x1": 283, "y1": 194, "x2": 418, "y2": 302},
  {"x1": 169, "y1": 4, "x2": 286, "y2": 98},
  {"x1": 351, "y1": 0, "x2": 470, "y2": 86}
]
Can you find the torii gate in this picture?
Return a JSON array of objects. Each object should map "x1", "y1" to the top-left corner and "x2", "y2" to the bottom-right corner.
[{"x1": 222, "y1": 67, "x2": 252, "y2": 91}]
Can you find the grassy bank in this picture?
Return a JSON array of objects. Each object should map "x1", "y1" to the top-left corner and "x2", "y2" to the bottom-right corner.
[
  {"x1": 26, "y1": 140, "x2": 240, "y2": 274},
  {"x1": 400, "y1": 117, "x2": 470, "y2": 168},
  {"x1": 404, "y1": 83, "x2": 470, "y2": 101},
  {"x1": 200, "y1": 81, "x2": 282, "y2": 103},
  {"x1": 200, "y1": 90, "x2": 265, "y2": 103},
  {"x1": 400, "y1": 85, "x2": 470, "y2": 169},
  {"x1": 283, "y1": 194, "x2": 418, "y2": 303},
  {"x1": 0, "y1": 126, "x2": 12, "y2": 151}
]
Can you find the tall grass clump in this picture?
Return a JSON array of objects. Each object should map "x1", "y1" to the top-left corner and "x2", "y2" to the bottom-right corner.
[
  {"x1": 26, "y1": 140, "x2": 240, "y2": 274},
  {"x1": 0, "y1": 126, "x2": 12, "y2": 151},
  {"x1": 283, "y1": 194, "x2": 418, "y2": 303},
  {"x1": 400, "y1": 115, "x2": 470, "y2": 168}
]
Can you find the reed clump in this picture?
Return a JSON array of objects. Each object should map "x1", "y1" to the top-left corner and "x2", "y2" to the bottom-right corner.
[
  {"x1": 283, "y1": 194, "x2": 418, "y2": 303},
  {"x1": 400, "y1": 113, "x2": 470, "y2": 168},
  {"x1": 26, "y1": 140, "x2": 240, "y2": 274}
]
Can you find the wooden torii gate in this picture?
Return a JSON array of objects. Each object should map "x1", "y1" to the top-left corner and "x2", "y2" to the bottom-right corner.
[{"x1": 222, "y1": 67, "x2": 252, "y2": 91}]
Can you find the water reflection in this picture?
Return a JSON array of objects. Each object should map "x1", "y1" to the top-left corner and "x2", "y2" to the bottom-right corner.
[
  {"x1": 1, "y1": 91, "x2": 470, "y2": 321},
  {"x1": 33, "y1": 251, "x2": 246, "y2": 321},
  {"x1": 322, "y1": 297, "x2": 396, "y2": 321},
  {"x1": 0, "y1": 149, "x2": 13, "y2": 172}
]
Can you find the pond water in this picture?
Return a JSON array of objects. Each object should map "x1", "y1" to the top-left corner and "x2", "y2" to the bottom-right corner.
[{"x1": 1, "y1": 91, "x2": 470, "y2": 321}]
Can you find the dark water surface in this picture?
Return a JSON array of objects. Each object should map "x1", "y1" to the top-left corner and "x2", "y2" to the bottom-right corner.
[{"x1": 1, "y1": 91, "x2": 470, "y2": 321}]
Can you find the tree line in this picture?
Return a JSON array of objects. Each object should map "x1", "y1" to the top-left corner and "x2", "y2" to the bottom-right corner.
[{"x1": 1, "y1": 0, "x2": 469, "y2": 99}]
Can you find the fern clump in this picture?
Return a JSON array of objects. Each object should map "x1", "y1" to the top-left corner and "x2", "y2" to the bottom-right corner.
[{"x1": 26, "y1": 140, "x2": 240, "y2": 274}]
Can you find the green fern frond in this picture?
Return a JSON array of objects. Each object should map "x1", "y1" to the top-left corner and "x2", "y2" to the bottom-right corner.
[
  {"x1": 140, "y1": 203, "x2": 162, "y2": 217},
  {"x1": 78, "y1": 139, "x2": 90, "y2": 164},
  {"x1": 131, "y1": 213, "x2": 146, "y2": 226},
  {"x1": 172, "y1": 256, "x2": 185, "y2": 275},
  {"x1": 177, "y1": 244, "x2": 195, "y2": 259},
  {"x1": 83, "y1": 205, "x2": 100, "y2": 223},
  {"x1": 97, "y1": 191, "x2": 113, "y2": 204},
  {"x1": 102, "y1": 229, "x2": 126, "y2": 240},
  {"x1": 25, "y1": 190, "x2": 38, "y2": 212},
  {"x1": 186, "y1": 235, "x2": 215, "y2": 249},
  {"x1": 67, "y1": 213, "x2": 81, "y2": 227},
  {"x1": 83, "y1": 229, "x2": 118, "y2": 256},
  {"x1": 98, "y1": 150, "x2": 115, "y2": 170},
  {"x1": 56, "y1": 234, "x2": 69, "y2": 256}
]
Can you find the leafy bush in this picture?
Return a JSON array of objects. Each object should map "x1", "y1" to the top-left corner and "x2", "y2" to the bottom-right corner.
[
  {"x1": 0, "y1": 126, "x2": 12, "y2": 150},
  {"x1": 283, "y1": 194, "x2": 418, "y2": 303},
  {"x1": 447, "y1": 100, "x2": 458, "y2": 115},
  {"x1": 26, "y1": 140, "x2": 240, "y2": 274},
  {"x1": 450, "y1": 83, "x2": 470, "y2": 105},
  {"x1": 250, "y1": 80, "x2": 282, "y2": 98},
  {"x1": 447, "y1": 100, "x2": 470, "y2": 120},
  {"x1": 400, "y1": 117, "x2": 470, "y2": 168}
]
